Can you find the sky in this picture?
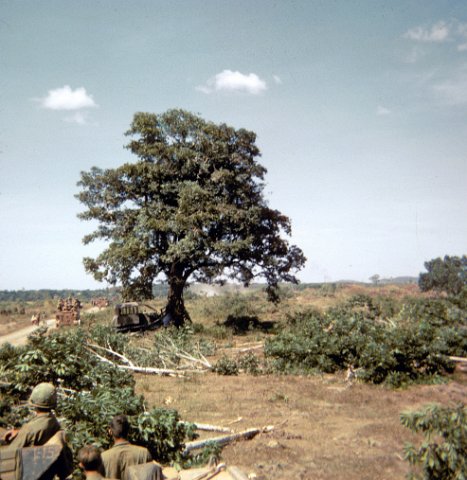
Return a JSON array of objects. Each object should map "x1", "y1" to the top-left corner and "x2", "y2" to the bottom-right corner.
[{"x1": 0, "y1": 0, "x2": 466, "y2": 290}]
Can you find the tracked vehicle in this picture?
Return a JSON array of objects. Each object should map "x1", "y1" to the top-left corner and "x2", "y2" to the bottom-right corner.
[{"x1": 111, "y1": 302, "x2": 170, "y2": 332}]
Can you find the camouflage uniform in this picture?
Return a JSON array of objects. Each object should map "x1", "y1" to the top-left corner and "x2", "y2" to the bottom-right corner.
[{"x1": 102, "y1": 442, "x2": 152, "y2": 480}]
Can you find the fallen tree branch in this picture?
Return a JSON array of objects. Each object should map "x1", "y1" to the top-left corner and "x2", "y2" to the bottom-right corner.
[
  {"x1": 87, "y1": 347, "x2": 183, "y2": 377},
  {"x1": 118, "y1": 365, "x2": 184, "y2": 377},
  {"x1": 180, "y1": 422, "x2": 233, "y2": 433},
  {"x1": 238, "y1": 345, "x2": 264, "y2": 354},
  {"x1": 175, "y1": 351, "x2": 212, "y2": 369},
  {"x1": 86, "y1": 348, "x2": 114, "y2": 365},
  {"x1": 449, "y1": 356, "x2": 467, "y2": 363},
  {"x1": 183, "y1": 426, "x2": 274, "y2": 454},
  {"x1": 217, "y1": 342, "x2": 264, "y2": 354},
  {"x1": 226, "y1": 417, "x2": 243, "y2": 425},
  {"x1": 87, "y1": 342, "x2": 135, "y2": 367}
]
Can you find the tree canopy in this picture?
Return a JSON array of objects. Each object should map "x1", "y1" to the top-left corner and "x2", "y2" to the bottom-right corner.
[
  {"x1": 418, "y1": 255, "x2": 466, "y2": 296},
  {"x1": 77, "y1": 109, "x2": 306, "y2": 324}
]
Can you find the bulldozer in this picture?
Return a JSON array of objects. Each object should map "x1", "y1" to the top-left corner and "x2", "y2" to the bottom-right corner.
[
  {"x1": 91, "y1": 297, "x2": 110, "y2": 308},
  {"x1": 111, "y1": 302, "x2": 169, "y2": 333}
]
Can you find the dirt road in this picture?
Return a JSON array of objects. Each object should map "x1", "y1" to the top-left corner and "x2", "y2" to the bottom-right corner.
[
  {"x1": 0, "y1": 306, "x2": 102, "y2": 347},
  {"x1": 0, "y1": 318, "x2": 56, "y2": 347}
]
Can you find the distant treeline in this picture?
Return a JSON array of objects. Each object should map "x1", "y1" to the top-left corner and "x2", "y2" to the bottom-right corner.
[
  {"x1": 0, "y1": 289, "x2": 115, "y2": 303},
  {"x1": 0, "y1": 285, "x2": 174, "y2": 303},
  {"x1": 0, "y1": 278, "x2": 417, "y2": 303},
  {"x1": 0, "y1": 285, "x2": 173, "y2": 303}
]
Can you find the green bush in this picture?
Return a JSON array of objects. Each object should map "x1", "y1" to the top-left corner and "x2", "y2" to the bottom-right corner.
[
  {"x1": 238, "y1": 352, "x2": 262, "y2": 375},
  {"x1": 0, "y1": 327, "x2": 196, "y2": 474},
  {"x1": 264, "y1": 295, "x2": 465, "y2": 386},
  {"x1": 213, "y1": 356, "x2": 239, "y2": 375},
  {"x1": 198, "y1": 292, "x2": 258, "y2": 324},
  {"x1": 401, "y1": 403, "x2": 466, "y2": 480}
]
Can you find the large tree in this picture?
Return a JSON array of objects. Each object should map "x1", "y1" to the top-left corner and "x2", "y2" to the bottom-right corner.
[
  {"x1": 418, "y1": 255, "x2": 466, "y2": 296},
  {"x1": 77, "y1": 109, "x2": 306, "y2": 325}
]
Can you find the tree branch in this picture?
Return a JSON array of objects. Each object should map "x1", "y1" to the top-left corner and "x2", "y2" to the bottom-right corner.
[{"x1": 182, "y1": 426, "x2": 274, "y2": 454}]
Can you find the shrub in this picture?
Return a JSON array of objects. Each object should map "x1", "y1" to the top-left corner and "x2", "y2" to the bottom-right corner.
[
  {"x1": 238, "y1": 352, "x2": 262, "y2": 375},
  {"x1": 0, "y1": 327, "x2": 196, "y2": 473},
  {"x1": 401, "y1": 403, "x2": 466, "y2": 480},
  {"x1": 213, "y1": 356, "x2": 239, "y2": 375},
  {"x1": 264, "y1": 295, "x2": 465, "y2": 386}
]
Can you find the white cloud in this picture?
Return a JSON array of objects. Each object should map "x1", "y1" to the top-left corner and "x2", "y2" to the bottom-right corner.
[
  {"x1": 376, "y1": 105, "x2": 391, "y2": 116},
  {"x1": 40, "y1": 85, "x2": 97, "y2": 110},
  {"x1": 273, "y1": 74, "x2": 282, "y2": 85},
  {"x1": 197, "y1": 70, "x2": 267, "y2": 95},
  {"x1": 458, "y1": 43, "x2": 467, "y2": 52},
  {"x1": 433, "y1": 71, "x2": 467, "y2": 105},
  {"x1": 404, "y1": 21, "x2": 450, "y2": 42}
]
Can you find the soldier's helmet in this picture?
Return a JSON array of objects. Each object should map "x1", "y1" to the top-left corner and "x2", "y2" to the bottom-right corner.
[{"x1": 29, "y1": 382, "x2": 57, "y2": 410}]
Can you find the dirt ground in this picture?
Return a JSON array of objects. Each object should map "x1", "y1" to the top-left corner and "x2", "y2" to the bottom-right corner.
[
  {"x1": 1, "y1": 285, "x2": 464, "y2": 479},
  {"x1": 136, "y1": 369, "x2": 466, "y2": 480}
]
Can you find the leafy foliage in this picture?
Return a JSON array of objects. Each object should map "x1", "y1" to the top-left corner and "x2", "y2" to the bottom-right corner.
[
  {"x1": 212, "y1": 356, "x2": 239, "y2": 375},
  {"x1": 238, "y1": 352, "x2": 262, "y2": 375},
  {"x1": 0, "y1": 327, "x2": 196, "y2": 473},
  {"x1": 76, "y1": 109, "x2": 306, "y2": 324},
  {"x1": 401, "y1": 403, "x2": 466, "y2": 480},
  {"x1": 264, "y1": 295, "x2": 466, "y2": 386},
  {"x1": 419, "y1": 255, "x2": 467, "y2": 296}
]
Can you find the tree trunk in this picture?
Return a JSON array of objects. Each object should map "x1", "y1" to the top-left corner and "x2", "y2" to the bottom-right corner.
[{"x1": 165, "y1": 273, "x2": 190, "y2": 327}]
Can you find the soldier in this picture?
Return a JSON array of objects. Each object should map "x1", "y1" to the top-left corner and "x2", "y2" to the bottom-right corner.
[
  {"x1": 79, "y1": 445, "x2": 116, "y2": 480},
  {"x1": 2, "y1": 383, "x2": 61, "y2": 449},
  {"x1": 57, "y1": 298, "x2": 64, "y2": 312},
  {"x1": 1, "y1": 382, "x2": 73, "y2": 480},
  {"x1": 102, "y1": 415, "x2": 152, "y2": 480},
  {"x1": 72, "y1": 298, "x2": 80, "y2": 311}
]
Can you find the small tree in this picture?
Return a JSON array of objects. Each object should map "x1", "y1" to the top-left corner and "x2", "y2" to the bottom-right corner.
[
  {"x1": 369, "y1": 274, "x2": 380, "y2": 285},
  {"x1": 401, "y1": 403, "x2": 466, "y2": 480},
  {"x1": 77, "y1": 109, "x2": 306, "y2": 325},
  {"x1": 419, "y1": 255, "x2": 466, "y2": 296}
]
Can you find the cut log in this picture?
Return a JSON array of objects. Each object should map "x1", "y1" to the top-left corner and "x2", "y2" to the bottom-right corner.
[{"x1": 183, "y1": 426, "x2": 274, "y2": 454}]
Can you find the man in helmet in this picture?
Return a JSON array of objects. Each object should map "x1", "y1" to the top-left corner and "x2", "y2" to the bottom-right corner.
[
  {"x1": 2, "y1": 382, "x2": 61, "y2": 450},
  {"x1": 101, "y1": 414, "x2": 152, "y2": 480}
]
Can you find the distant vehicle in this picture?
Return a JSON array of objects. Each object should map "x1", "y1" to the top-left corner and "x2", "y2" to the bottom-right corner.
[
  {"x1": 55, "y1": 297, "x2": 81, "y2": 328},
  {"x1": 111, "y1": 302, "x2": 170, "y2": 332},
  {"x1": 91, "y1": 297, "x2": 110, "y2": 308}
]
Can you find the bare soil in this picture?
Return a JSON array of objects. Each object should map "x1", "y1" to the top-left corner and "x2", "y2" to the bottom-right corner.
[
  {"x1": 136, "y1": 370, "x2": 466, "y2": 480},
  {"x1": 1, "y1": 285, "x2": 464, "y2": 479}
]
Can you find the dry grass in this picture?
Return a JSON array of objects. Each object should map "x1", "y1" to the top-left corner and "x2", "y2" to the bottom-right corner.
[
  {"x1": 2, "y1": 284, "x2": 463, "y2": 479},
  {"x1": 136, "y1": 370, "x2": 466, "y2": 480},
  {"x1": 133, "y1": 283, "x2": 466, "y2": 479}
]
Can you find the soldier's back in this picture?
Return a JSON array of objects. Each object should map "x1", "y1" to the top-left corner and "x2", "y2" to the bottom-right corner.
[{"x1": 102, "y1": 442, "x2": 152, "y2": 480}]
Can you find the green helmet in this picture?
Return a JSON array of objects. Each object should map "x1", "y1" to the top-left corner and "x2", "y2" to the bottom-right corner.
[{"x1": 28, "y1": 383, "x2": 57, "y2": 410}]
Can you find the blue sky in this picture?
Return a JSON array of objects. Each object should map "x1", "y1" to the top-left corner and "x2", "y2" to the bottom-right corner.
[{"x1": 1, "y1": 1, "x2": 466, "y2": 290}]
